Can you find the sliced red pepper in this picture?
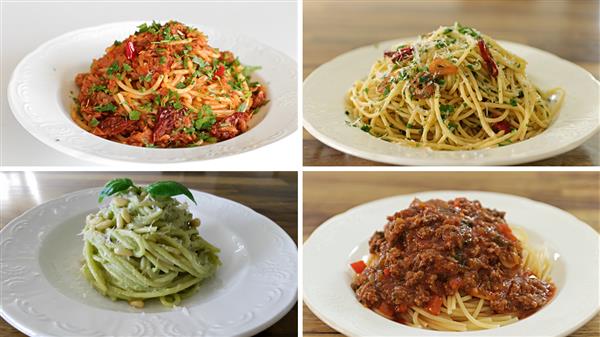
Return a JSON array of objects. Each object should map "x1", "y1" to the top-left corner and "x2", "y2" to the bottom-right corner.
[
  {"x1": 214, "y1": 65, "x2": 226, "y2": 78},
  {"x1": 477, "y1": 39, "x2": 498, "y2": 78},
  {"x1": 492, "y1": 121, "x2": 512, "y2": 133},
  {"x1": 426, "y1": 296, "x2": 443, "y2": 316},
  {"x1": 350, "y1": 260, "x2": 367, "y2": 274},
  {"x1": 125, "y1": 41, "x2": 136, "y2": 60},
  {"x1": 384, "y1": 46, "x2": 414, "y2": 63},
  {"x1": 497, "y1": 222, "x2": 517, "y2": 241}
]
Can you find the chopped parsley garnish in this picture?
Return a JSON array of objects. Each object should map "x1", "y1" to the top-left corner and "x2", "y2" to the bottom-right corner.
[
  {"x1": 383, "y1": 86, "x2": 391, "y2": 97},
  {"x1": 159, "y1": 56, "x2": 167, "y2": 64},
  {"x1": 457, "y1": 24, "x2": 480, "y2": 38},
  {"x1": 406, "y1": 123, "x2": 414, "y2": 129},
  {"x1": 242, "y1": 65, "x2": 261, "y2": 77},
  {"x1": 90, "y1": 118, "x2": 100, "y2": 127},
  {"x1": 440, "y1": 104, "x2": 454, "y2": 119},
  {"x1": 137, "y1": 21, "x2": 162, "y2": 34},
  {"x1": 443, "y1": 28, "x2": 453, "y2": 34},
  {"x1": 447, "y1": 122, "x2": 458, "y2": 131},
  {"x1": 192, "y1": 56, "x2": 207, "y2": 68},
  {"x1": 510, "y1": 98, "x2": 518, "y2": 106},
  {"x1": 140, "y1": 72, "x2": 153, "y2": 82},
  {"x1": 237, "y1": 101, "x2": 248, "y2": 112},
  {"x1": 107, "y1": 62, "x2": 120, "y2": 75},
  {"x1": 89, "y1": 85, "x2": 110, "y2": 94},
  {"x1": 128, "y1": 110, "x2": 141, "y2": 120},
  {"x1": 94, "y1": 103, "x2": 117, "y2": 113},
  {"x1": 175, "y1": 82, "x2": 187, "y2": 89},
  {"x1": 363, "y1": 87, "x2": 369, "y2": 94},
  {"x1": 360, "y1": 125, "x2": 371, "y2": 132},
  {"x1": 113, "y1": 40, "x2": 122, "y2": 46},
  {"x1": 172, "y1": 101, "x2": 183, "y2": 109},
  {"x1": 122, "y1": 63, "x2": 133, "y2": 72},
  {"x1": 195, "y1": 105, "x2": 216, "y2": 130}
]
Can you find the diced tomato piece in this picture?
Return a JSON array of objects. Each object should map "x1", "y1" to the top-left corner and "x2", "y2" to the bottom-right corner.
[
  {"x1": 377, "y1": 302, "x2": 395, "y2": 318},
  {"x1": 395, "y1": 304, "x2": 408, "y2": 313},
  {"x1": 497, "y1": 222, "x2": 517, "y2": 241},
  {"x1": 350, "y1": 260, "x2": 367, "y2": 274},
  {"x1": 449, "y1": 277, "x2": 462, "y2": 291},
  {"x1": 426, "y1": 296, "x2": 443, "y2": 316}
]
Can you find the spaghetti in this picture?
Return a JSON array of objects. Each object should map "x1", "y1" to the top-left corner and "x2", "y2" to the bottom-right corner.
[
  {"x1": 350, "y1": 198, "x2": 555, "y2": 331},
  {"x1": 81, "y1": 179, "x2": 220, "y2": 308},
  {"x1": 72, "y1": 21, "x2": 267, "y2": 148},
  {"x1": 345, "y1": 23, "x2": 564, "y2": 150}
]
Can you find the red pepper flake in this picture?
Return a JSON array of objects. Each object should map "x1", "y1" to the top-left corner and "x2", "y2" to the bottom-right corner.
[
  {"x1": 350, "y1": 260, "x2": 367, "y2": 274},
  {"x1": 214, "y1": 65, "x2": 225, "y2": 78},
  {"x1": 477, "y1": 39, "x2": 498, "y2": 78},
  {"x1": 384, "y1": 46, "x2": 414, "y2": 63},
  {"x1": 125, "y1": 41, "x2": 136, "y2": 60},
  {"x1": 492, "y1": 121, "x2": 512, "y2": 133}
]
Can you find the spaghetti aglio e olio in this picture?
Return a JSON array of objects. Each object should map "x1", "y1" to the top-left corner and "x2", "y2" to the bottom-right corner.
[
  {"x1": 345, "y1": 23, "x2": 564, "y2": 150},
  {"x1": 81, "y1": 179, "x2": 220, "y2": 308}
]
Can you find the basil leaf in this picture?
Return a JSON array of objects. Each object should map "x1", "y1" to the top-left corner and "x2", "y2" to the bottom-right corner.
[
  {"x1": 145, "y1": 181, "x2": 196, "y2": 204},
  {"x1": 98, "y1": 178, "x2": 134, "y2": 202}
]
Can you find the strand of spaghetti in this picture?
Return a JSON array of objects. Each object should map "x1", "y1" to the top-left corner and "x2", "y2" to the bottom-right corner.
[
  {"x1": 455, "y1": 293, "x2": 500, "y2": 329},
  {"x1": 116, "y1": 75, "x2": 164, "y2": 96}
]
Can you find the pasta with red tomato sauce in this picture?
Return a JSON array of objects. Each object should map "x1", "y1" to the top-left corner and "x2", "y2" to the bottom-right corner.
[
  {"x1": 72, "y1": 21, "x2": 267, "y2": 148},
  {"x1": 350, "y1": 198, "x2": 555, "y2": 331}
]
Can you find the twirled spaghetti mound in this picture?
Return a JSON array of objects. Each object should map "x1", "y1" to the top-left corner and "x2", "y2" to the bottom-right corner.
[
  {"x1": 350, "y1": 198, "x2": 555, "y2": 331},
  {"x1": 82, "y1": 183, "x2": 220, "y2": 308},
  {"x1": 73, "y1": 21, "x2": 267, "y2": 148},
  {"x1": 345, "y1": 23, "x2": 563, "y2": 150}
]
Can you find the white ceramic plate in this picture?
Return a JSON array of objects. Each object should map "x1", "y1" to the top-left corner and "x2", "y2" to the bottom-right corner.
[
  {"x1": 0, "y1": 188, "x2": 297, "y2": 337},
  {"x1": 303, "y1": 39, "x2": 600, "y2": 166},
  {"x1": 304, "y1": 191, "x2": 600, "y2": 336},
  {"x1": 7, "y1": 21, "x2": 297, "y2": 164}
]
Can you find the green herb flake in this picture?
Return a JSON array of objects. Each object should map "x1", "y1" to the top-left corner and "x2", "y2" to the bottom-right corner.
[
  {"x1": 192, "y1": 56, "x2": 207, "y2": 68},
  {"x1": 89, "y1": 85, "x2": 110, "y2": 94},
  {"x1": 107, "y1": 62, "x2": 120, "y2": 75},
  {"x1": 242, "y1": 65, "x2": 261, "y2": 77},
  {"x1": 122, "y1": 63, "x2": 133, "y2": 72},
  {"x1": 510, "y1": 98, "x2": 518, "y2": 106},
  {"x1": 90, "y1": 118, "x2": 100, "y2": 127},
  {"x1": 128, "y1": 110, "x2": 141, "y2": 121},
  {"x1": 159, "y1": 56, "x2": 167, "y2": 64},
  {"x1": 195, "y1": 105, "x2": 216, "y2": 130},
  {"x1": 94, "y1": 103, "x2": 117, "y2": 113},
  {"x1": 360, "y1": 125, "x2": 371, "y2": 132}
]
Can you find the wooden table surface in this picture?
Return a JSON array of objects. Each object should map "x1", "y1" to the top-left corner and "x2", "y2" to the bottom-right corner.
[
  {"x1": 0, "y1": 172, "x2": 298, "y2": 337},
  {"x1": 303, "y1": 0, "x2": 600, "y2": 166},
  {"x1": 303, "y1": 171, "x2": 600, "y2": 337}
]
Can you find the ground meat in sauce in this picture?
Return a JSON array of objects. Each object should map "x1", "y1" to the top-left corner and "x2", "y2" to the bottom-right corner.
[{"x1": 351, "y1": 198, "x2": 555, "y2": 321}]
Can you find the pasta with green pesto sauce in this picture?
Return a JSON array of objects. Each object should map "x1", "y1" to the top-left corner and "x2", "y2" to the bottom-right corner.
[{"x1": 81, "y1": 186, "x2": 220, "y2": 308}]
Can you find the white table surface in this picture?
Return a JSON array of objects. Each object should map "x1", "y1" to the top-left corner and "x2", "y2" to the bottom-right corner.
[{"x1": 0, "y1": 0, "x2": 299, "y2": 170}]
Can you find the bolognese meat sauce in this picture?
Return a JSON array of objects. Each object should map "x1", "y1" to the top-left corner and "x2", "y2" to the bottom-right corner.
[{"x1": 351, "y1": 198, "x2": 555, "y2": 322}]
